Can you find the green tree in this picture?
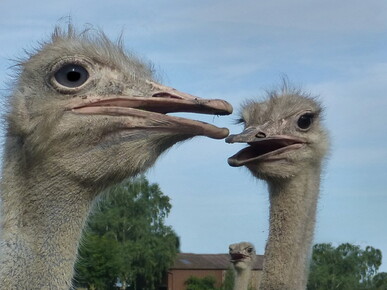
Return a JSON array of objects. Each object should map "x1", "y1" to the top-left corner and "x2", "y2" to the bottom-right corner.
[
  {"x1": 307, "y1": 243, "x2": 385, "y2": 290},
  {"x1": 372, "y1": 272, "x2": 387, "y2": 289},
  {"x1": 185, "y1": 276, "x2": 217, "y2": 290},
  {"x1": 74, "y1": 176, "x2": 179, "y2": 290},
  {"x1": 220, "y1": 267, "x2": 235, "y2": 290}
]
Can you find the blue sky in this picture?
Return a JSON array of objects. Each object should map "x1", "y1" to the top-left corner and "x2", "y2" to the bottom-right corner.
[{"x1": 1, "y1": 0, "x2": 386, "y2": 272}]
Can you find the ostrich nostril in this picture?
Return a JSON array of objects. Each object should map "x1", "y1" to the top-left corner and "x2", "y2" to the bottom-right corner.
[
  {"x1": 152, "y1": 92, "x2": 181, "y2": 99},
  {"x1": 256, "y1": 131, "x2": 267, "y2": 138}
]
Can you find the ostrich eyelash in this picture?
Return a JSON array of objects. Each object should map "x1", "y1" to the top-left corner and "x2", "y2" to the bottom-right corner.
[{"x1": 234, "y1": 117, "x2": 245, "y2": 125}]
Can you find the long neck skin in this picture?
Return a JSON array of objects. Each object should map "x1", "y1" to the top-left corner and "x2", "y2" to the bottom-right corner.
[
  {"x1": 0, "y1": 152, "x2": 94, "y2": 289},
  {"x1": 259, "y1": 166, "x2": 322, "y2": 290},
  {"x1": 234, "y1": 268, "x2": 252, "y2": 290}
]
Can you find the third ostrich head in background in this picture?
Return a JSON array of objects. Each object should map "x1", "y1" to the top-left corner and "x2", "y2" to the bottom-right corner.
[
  {"x1": 226, "y1": 83, "x2": 329, "y2": 289},
  {"x1": 229, "y1": 242, "x2": 256, "y2": 290}
]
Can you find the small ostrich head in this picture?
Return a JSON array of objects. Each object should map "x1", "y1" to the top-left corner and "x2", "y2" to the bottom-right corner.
[
  {"x1": 226, "y1": 85, "x2": 328, "y2": 180},
  {"x1": 229, "y1": 242, "x2": 256, "y2": 271},
  {"x1": 6, "y1": 26, "x2": 232, "y2": 191}
]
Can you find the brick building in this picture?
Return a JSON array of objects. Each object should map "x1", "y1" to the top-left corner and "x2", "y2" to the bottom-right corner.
[{"x1": 164, "y1": 253, "x2": 263, "y2": 290}]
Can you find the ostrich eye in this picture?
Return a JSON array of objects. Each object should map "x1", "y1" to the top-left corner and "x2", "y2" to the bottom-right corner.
[
  {"x1": 297, "y1": 113, "x2": 314, "y2": 130},
  {"x1": 247, "y1": 247, "x2": 253, "y2": 253},
  {"x1": 54, "y1": 64, "x2": 89, "y2": 88}
]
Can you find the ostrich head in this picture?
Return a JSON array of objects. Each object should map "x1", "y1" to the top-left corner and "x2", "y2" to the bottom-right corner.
[
  {"x1": 226, "y1": 86, "x2": 328, "y2": 180},
  {"x1": 6, "y1": 26, "x2": 232, "y2": 191},
  {"x1": 229, "y1": 242, "x2": 256, "y2": 271}
]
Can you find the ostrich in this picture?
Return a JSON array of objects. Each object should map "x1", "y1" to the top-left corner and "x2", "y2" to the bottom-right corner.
[
  {"x1": 229, "y1": 242, "x2": 256, "y2": 290},
  {"x1": 0, "y1": 26, "x2": 232, "y2": 289},
  {"x1": 226, "y1": 85, "x2": 329, "y2": 289}
]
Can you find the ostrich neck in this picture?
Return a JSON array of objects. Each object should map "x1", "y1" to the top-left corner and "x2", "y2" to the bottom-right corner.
[
  {"x1": 234, "y1": 268, "x2": 252, "y2": 290},
  {"x1": 260, "y1": 166, "x2": 322, "y2": 290},
  {"x1": 0, "y1": 159, "x2": 94, "y2": 289}
]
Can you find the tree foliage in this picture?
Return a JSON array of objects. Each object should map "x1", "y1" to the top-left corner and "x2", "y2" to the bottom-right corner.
[
  {"x1": 307, "y1": 243, "x2": 386, "y2": 290},
  {"x1": 185, "y1": 276, "x2": 217, "y2": 290},
  {"x1": 221, "y1": 267, "x2": 235, "y2": 290},
  {"x1": 74, "y1": 175, "x2": 179, "y2": 290},
  {"x1": 372, "y1": 272, "x2": 387, "y2": 289},
  {"x1": 183, "y1": 269, "x2": 255, "y2": 290}
]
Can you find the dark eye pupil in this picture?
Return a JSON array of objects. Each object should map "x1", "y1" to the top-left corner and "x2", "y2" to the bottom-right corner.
[
  {"x1": 297, "y1": 113, "x2": 314, "y2": 129},
  {"x1": 67, "y1": 70, "x2": 81, "y2": 82}
]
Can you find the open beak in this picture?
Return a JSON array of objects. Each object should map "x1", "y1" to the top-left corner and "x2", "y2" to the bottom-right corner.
[
  {"x1": 66, "y1": 81, "x2": 233, "y2": 139},
  {"x1": 226, "y1": 128, "x2": 305, "y2": 166},
  {"x1": 230, "y1": 253, "x2": 248, "y2": 263}
]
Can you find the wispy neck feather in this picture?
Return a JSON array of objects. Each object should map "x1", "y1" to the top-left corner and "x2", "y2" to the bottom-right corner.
[
  {"x1": 260, "y1": 166, "x2": 322, "y2": 290},
  {"x1": 0, "y1": 157, "x2": 94, "y2": 289},
  {"x1": 234, "y1": 268, "x2": 252, "y2": 290}
]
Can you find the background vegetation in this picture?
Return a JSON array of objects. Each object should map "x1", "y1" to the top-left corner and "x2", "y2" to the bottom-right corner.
[
  {"x1": 72, "y1": 176, "x2": 387, "y2": 289},
  {"x1": 307, "y1": 243, "x2": 387, "y2": 290},
  {"x1": 73, "y1": 176, "x2": 179, "y2": 290}
]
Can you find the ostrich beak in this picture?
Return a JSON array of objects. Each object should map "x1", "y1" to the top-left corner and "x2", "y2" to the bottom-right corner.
[
  {"x1": 145, "y1": 81, "x2": 233, "y2": 115},
  {"x1": 225, "y1": 127, "x2": 262, "y2": 144},
  {"x1": 67, "y1": 81, "x2": 233, "y2": 139},
  {"x1": 230, "y1": 253, "x2": 248, "y2": 263},
  {"x1": 226, "y1": 128, "x2": 306, "y2": 166}
]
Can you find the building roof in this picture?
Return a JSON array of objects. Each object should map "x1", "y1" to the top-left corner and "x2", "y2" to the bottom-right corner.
[{"x1": 170, "y1": 253, "x2": 263, "y2": 270}]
